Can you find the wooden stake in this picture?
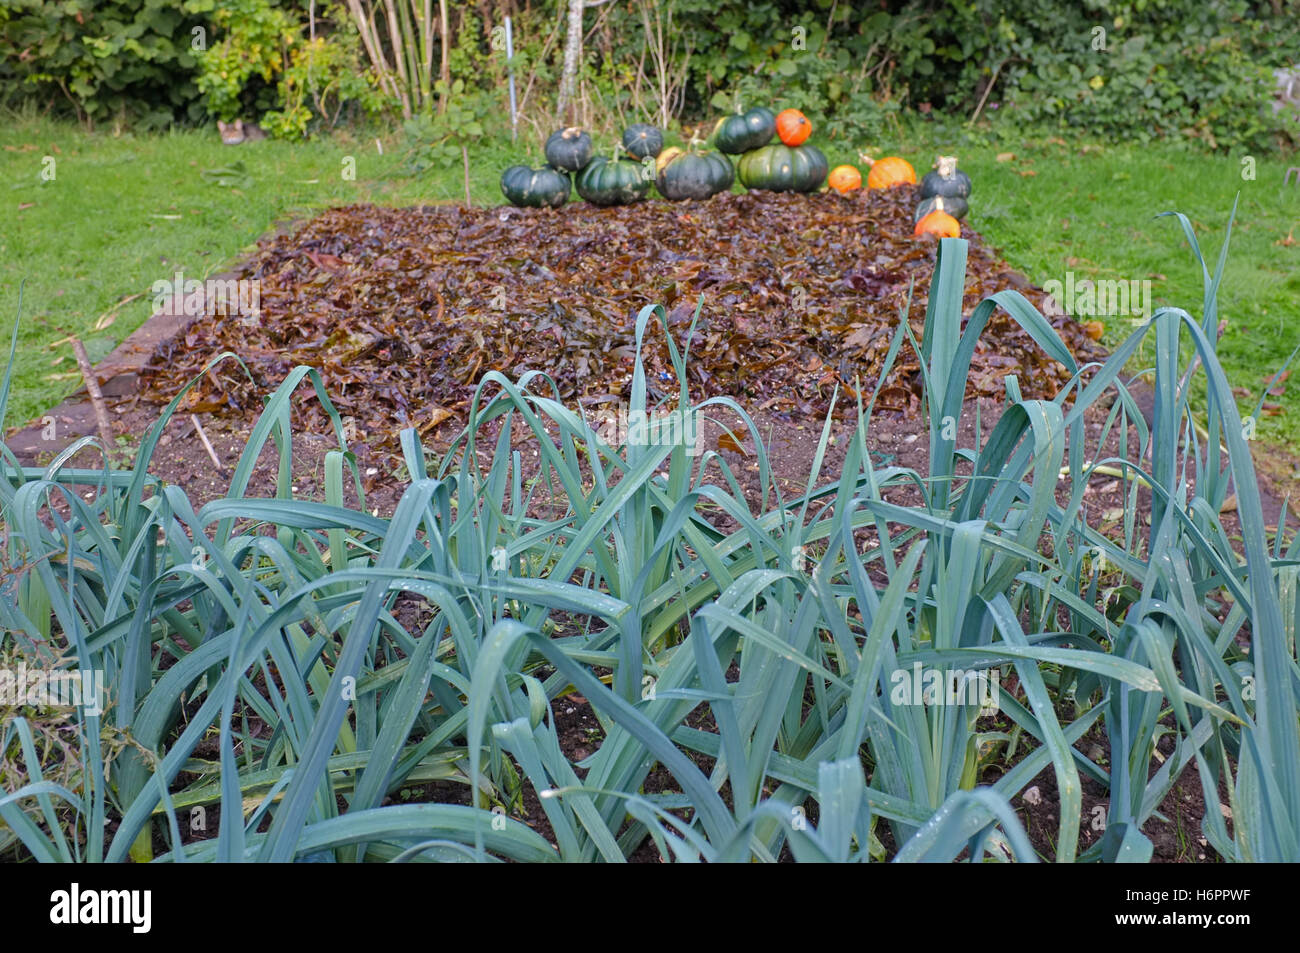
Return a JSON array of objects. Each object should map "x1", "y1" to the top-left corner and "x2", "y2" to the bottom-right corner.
[
  {"x1": 462, "y1": 143, "x2": 472, "y2": 207},
  {"x1": 190, "y1": 414, "x2": 226, "y2": 476},
  {"x1": 69, "y1": 337, "x2": 114, "y2": 449}
]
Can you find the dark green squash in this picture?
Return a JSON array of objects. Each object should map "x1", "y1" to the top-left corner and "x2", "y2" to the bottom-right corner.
[
  {"x1": 575, "y1": 151, "x2": 652, "y2": 206},
  {"x1": 919, "y1": 155, "x2": 972, "y2": 201},
  {"x1": 655, "y1": 145, "x2": 733, "y2": 200},
  {"x1": 914, "y1": 194, "x2": 968, "y2": 222},
  {"x1": 711, "y1": 106, "x2": 776, "y2": 155},
  {"x1": 736, "y1": 143, "x2": 828, "y2": 193},
  {"x1": 622, "y1": 123, "x2": 664, "y2": 160},
  {"x1": 500, "y1": 164, "x2": 571, "y2": 208},
  {"x1": 544, "y1": 127, "x2": 594, "y2": 172}
]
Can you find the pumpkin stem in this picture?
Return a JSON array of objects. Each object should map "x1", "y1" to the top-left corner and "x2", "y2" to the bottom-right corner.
[
  {"x1": 936, "y1": 155, "x2": 958, "y2": 177},
  {"x1": 857, "y1": 150, "x2": 877, "y2": 167}
]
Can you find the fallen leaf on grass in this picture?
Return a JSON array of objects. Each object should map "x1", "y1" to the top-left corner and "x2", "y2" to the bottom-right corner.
[
  {"x1": 1081, "y1": 320, "x2": 1105, "y2": 340},
  {"x1": 996, "y1": 152, "x2": 1016, "y2": 162}
]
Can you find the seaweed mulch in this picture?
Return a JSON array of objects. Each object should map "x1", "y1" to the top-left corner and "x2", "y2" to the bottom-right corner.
[{"x1": 135, "y1": 186, "x2": 1104, "y2": 469}]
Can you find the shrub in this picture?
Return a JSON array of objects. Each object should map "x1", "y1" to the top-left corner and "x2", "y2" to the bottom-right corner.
[
  {"x1": 187, "y1": 0, "x2": 384, "y2": 138},
  {"x1": 0, "y1": 0, "x2": 207, "y2": 129}
]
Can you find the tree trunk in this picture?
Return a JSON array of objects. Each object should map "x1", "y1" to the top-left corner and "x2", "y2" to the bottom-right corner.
[{"x1": 557, "y1": 0, "x2": 585, "y2": 123}]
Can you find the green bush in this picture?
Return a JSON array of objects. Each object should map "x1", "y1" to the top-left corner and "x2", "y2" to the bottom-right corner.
[
  {"x1": 583, "y1": 0, "x2": 1300, "y2": 151},
  {"x1": 923, "y1": 0, "x2": 1300, "y2": 151},
  {"x1": 187, "y1": 0, "x2": 384, "y2": 138},
  {"x1": 0, "y1": 0, "x2": 206, "y2": 129}
]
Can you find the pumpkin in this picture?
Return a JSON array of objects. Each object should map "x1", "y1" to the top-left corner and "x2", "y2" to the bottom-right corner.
[
  {"x1": 499, "y1": 164, "x2": 571, "y2": 208},
  {"x1": 711, "y1": 106, "x2": 776, "y2": 154},
  {"x1": 914, "y1": 194, "x2": 968, "y2": 222},
  {"x1": 544, "y1": 127, "x2": 594, "y2": 172},
  {"x1": 737, "y1": 143, "x2": 828, "y2": 193},
  {"x1": 860, "y1": 153, "x2": 917, "y2": 189},
  {"x1": 655, "y1": 144, "x2": 733, "y2": 200},
  {"x1": 575, "y1": 150, "x2": 652, "y2": 206},
  {"x1": 622, "y1": 123, "x2": 664, "y2": 160},
  {"x1": 914, "y1": 210, "x2": 961, "y2": 238},
  {"x1": 775, "y1": 108, "x2": 812, "y2": 146},
  {"x1": 828, "y1": 164, "x2": 862, "y2": 194},
  {"x1": 919, "y1": 155, "x2": 972, "y2": 200}
]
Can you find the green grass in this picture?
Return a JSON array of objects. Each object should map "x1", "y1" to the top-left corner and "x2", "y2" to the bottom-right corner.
[
  {"x1": 0, "y1": 114, "x2": 520, "y2": 427},
  {"x1": 2, "y1": 112, "x2": 1298, "y2": 457},
  {"x1": 872, "y1": 130, "x2": 1300, "y2": 457}
]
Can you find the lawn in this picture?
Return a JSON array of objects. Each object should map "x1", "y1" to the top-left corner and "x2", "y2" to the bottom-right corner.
[{"x1": 2, "y1": 113, "x2": 1298, "y2": 458}]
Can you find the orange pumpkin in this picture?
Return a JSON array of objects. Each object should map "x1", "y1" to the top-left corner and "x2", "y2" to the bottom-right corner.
[
  {"x1": 914, "y1": 210, "x2": 961, "y2": 238},
  {"x1": 775, "y1": 109, "x2": 812, "y2": 146},
  {"x1": 827, "y1": 164, "x2": 862, "y2": 193},
  {"x1": 861, "y1": 152, "x2": 917, "y2": 189}
]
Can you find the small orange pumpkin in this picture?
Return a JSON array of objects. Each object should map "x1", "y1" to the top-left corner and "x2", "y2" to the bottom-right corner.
[
  {"x1": 861, "y1": 152, "x2": 917, "y2": 189},
  {"x1": 775, "y1": 109, "x2": 812, "y2": 146},
  {"x1": 827, "y1": 164, "x2": 862, "y2": 193},
  {"x1": 914, "y1": 210, "x2": 961, "y2": 238}
]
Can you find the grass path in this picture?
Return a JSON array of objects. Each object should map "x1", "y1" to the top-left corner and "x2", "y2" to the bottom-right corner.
[{"x1": 2, "y1": 116, "x2": 1298, "y2": 461}]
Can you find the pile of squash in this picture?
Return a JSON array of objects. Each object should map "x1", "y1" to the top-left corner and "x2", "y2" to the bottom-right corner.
[
  {"x1": 499, "y1": 113, "x2": 970, "y2": 240},
  {"x1": 500, "y1": 122, "x2": 736, "y2": 208},
  {"x1": 500, "y1": 103, "x2": 837, "y2": 209},
  {"x1": 825, "y1": 151, "x2": 973, "y2": 239},
  {"x1": 714, "y1": 106, "x2": 828, "y2": 194}
]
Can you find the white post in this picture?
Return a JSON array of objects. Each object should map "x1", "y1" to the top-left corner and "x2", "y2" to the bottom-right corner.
[{"x1": 505, "y1": 16, "x2": 518, "y2": 143}]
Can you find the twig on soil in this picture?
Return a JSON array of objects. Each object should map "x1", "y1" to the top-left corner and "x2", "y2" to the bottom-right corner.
[
  {"x1": 190, "y1": 414, "x2": 227, "y2": 476},
  {"x1": 70, "y1": 336, "x2": 115, "y2": 449}
]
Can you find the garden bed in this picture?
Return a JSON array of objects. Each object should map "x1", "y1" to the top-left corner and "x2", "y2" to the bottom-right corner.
[{"x1": 134, "y1": 187, "x2": 1104, "y2": 467}]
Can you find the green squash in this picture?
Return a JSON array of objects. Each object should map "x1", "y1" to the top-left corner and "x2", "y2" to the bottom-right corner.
[
  {"x1": 575, "y1": 153, "x2": 652, "y2": 206},
  {"x1": 914, "y1": 194, "x2": 968, "y2": 222},
  {"x1": 919, "y1": 155, "x2": 972, "y2": 200},
  {"x1": 655, "y1": 145, "x2": 733, "y2": 200},
  {"x1": 622, "y1": 123, "x2": 664, "y2": 160},
  {"x1": 711, "y1": 106, "x2": 776, "y2": 155},
  {"x1": 736, "y1": 143, "x2": 828, "y2": 193},
  {"x1": 499, "y1": 164, "x2": 571, "y2": 208},
  {"x1": 544, "y1": 127, "x2": 594, "y2": 172}
]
